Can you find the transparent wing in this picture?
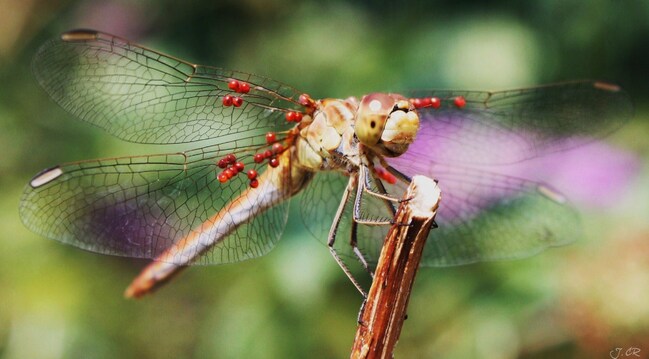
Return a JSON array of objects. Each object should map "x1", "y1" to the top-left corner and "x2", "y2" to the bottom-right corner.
[
  {"x1": 20, "y1": 139, "x2": 291, "y2": 265},
  {"x1": 299, "y1": 171, "x2": 372, "y2": 269},
  {"x1": 392, "y1": 165, "x2": 580, "y2": 266},
  {"x1": 33, "y1": 30, "x2": 305, "y2": 144},
  {"x1": 301, "y1": 167, "x2": 580, "y2": 268},
  {"x1": 409, "y1": 81, "x2": 632, "y2": 165},
  {"x1": 302, "y1": 82, "x2": 629, "y2": 267},
  {"x1": 300, "y1": 171, "x2": 351, "y2": 249}
]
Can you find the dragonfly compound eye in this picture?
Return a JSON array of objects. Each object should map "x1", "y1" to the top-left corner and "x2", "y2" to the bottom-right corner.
[
  {"x1": 356, "y1": 93, "x2": 394, "y2": 146},
  {"x1": 356, "y1": 93, "x2": 419, "y2": 156},
  {"x1": 380, "y1": 106, "x2": 419, "y2": 156}
]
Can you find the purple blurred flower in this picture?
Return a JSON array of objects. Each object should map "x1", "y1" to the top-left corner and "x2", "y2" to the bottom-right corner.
[
  {"x1": 502, "y1": 139, "x2": 639, "y2": 207},
  {"x1": 389, "y1": 114, "x2": 640, "y2": 212}
]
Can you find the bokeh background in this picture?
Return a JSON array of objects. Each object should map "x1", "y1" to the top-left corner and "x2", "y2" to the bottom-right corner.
[{"x1": 1, "y1": 0, "x2": 648, "y2": 358}]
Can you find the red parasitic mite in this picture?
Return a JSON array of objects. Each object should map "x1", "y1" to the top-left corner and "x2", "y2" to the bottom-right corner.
[
  {"x1": 238, "y1": 82, "x2": 250, "y2": 94},
  {"x1": 253, "y1": 153, "x2": 264, "y2": 163},
  {"x1": 269, "y1": 158, "x2": 280, "y2": 168},
  {"x1": 272, "y1": 143, "x2": 283, "y2": 154},
  {"x1": 217, "y1": 173, "x2": 228, "y2": 183},
  {"x1": 224, "y1": 154, "x2": 236, "y2": 164},
  {"x1": 299, "y1": 93, "x2": 315, "y2": 107},
  {"x1": 430, "y1": 97, "x2": 441, "y2": 109},
  {"x1": 217, "y1": 159, "x2": 227, "y2": 169},
  {"x1": 375, "y1": 168, "x2": 397, "y2": 185},
  {"x1": 232, "y1": 97, "x2": 243, "y2": 107},
  {"x1": 249, "y1": 179, "x2": 259, "y2": 188},
  {"x1": 454, "y1": 96, "x2": 466, "y2": 108},
  {"x1": 247, "y1": 169, "x2": 258, "y2": 180},
  {"x1": 265, "y1": 132, "x2": 277, "y2": 144},
  {"x1": 222, "y1": 95, "x2": 233, "y2": 107},
  {"x1": 286, "y1": 111, "x2": 301, "y2": 122},
  {"x1": 263, "y1": 150, "x2": 273, "y2": 159},
  {"x1": 411, "y1": 97, "x2": 432, "y2": 109},
  {"x1": 228, "y1": 80, "x2": 240, "y2": 91},
  {"x1": 234, "y1": 162, "x2": 245, "y2": 172}
]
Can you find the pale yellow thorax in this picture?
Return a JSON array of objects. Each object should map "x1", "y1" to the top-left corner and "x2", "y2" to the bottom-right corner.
[
  {"x1": 295, "y1": 93, "x2": 419, "y2": 172},
  {"x1": 296, "y1": 98, "x2": 357, "y2": 170}
]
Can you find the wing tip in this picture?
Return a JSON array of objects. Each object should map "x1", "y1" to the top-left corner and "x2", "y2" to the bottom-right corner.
[
  {"x1": 593, "y1": 81, "x2": 622, "y2": 93},
  {"x1": 61, "y1": 29, "x2": 99, "y2": 42},
  {"x1": 537, "y1": 184, "x2": 568, "y2": 204},
  {"x1": 30, "y1": 166, "x2": 63, "y2": 188}
]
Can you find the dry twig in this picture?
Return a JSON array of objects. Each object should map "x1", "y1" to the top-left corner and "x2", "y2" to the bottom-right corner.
[{"x1": 350, "y1": 175, "x2": 441, "y2": 359}]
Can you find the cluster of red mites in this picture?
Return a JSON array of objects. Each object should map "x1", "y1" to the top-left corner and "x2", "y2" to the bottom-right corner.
[
  {"x1": 285, "y1": 111, "x2": 303, "y2": 122},
  {"x1": 216, "y1": 154, "x2": 259, "y2": 188},
  {"x1": 228, "y1": 80, "x2": 250, "y2": 93},
  {"x1": 251, "y1": 132, "x2": 283, "y2": 168},
  {"x1": 222, "y1": 80, "x2": 251, "y2": 107},
  {"x1": 409, "y1": 96, "x2": 466, "y2": 109}
]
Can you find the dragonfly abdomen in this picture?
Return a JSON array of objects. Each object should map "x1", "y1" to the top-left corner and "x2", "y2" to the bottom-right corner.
[{"x1": 125, "y1": 148, "x2": 312, "y2": 297}]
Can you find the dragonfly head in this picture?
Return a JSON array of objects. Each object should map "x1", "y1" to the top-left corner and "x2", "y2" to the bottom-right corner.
[{"x1": 356, "y1": 93, "x2": 420, "y2": 157}]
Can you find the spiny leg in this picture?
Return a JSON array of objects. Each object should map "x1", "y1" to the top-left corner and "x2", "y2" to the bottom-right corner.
[
  {"x1": 361, "y1": 165, "x2": 405, "y2": 203},
  {"x1": 353, "y1": 165, "x2": 411, "y2": 226},
  {"x1": 350, "y1": 166, "x2": 400, "y2": 323},
  {"x1": 350, "y1": 165, "x2": 402, "y2": 276},
  {"x1": 335, "y1": 165, "x2": 416, "y2": 295},
  {"x1": 350, "y1": 219, "x2": 373, "y2": 278},
  {"x1": 352, "y1": 165, "x2": 391, "y2": 225},
  {"x1": 367, "y1": 166, "x2": 397, "y2": 216},
  {"x1": 328, "y1": 175, "x2": 368, "y2": 297},
  {"x1": 380, "y1": 162, "x2": 413, "y2": 184}
]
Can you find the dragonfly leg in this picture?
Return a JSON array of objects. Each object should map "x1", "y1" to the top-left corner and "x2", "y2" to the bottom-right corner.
[
  {"x1": 329, "y1": 247, "x2": 368, "y2": 298},
  {"x1": 367, "y1": 166, "x2": 397, "y2": 216},
  {"x1": 357, "y1": 296, "x2": 368, "y2": 325},
  {"x1": 361, "y1": 165, "x2": 405, "y2": 203},
  {"x1": 382, "y1": 163, "x2": 414, "y2": 184},
  {"x1": 327, "y1": 175, "x2": 368, "y2": 298},
  {"x1": 353, "y1": 165, "x2": 406, "y2": 226},
  {"x1": 350, "y1": 219, "x2": 374, "y2": 278}
]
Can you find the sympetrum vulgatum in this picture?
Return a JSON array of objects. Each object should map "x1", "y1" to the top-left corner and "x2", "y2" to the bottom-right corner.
[{"x1": 20, "y1": 30, "x2": 632, "y2": 297}]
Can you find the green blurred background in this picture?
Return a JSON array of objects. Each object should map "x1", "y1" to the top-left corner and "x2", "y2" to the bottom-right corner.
[{"x1": 1, "y1": 0, "x2": 648, "y2": 358}]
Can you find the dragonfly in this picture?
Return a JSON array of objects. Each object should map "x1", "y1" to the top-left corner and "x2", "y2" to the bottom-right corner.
[{"x1": 20, "y1": 29, "x2": 632, "y2": 298}]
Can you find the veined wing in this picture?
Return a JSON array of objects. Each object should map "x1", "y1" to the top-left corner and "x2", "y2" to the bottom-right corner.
[
  {"x1": 303, "y1": 82, "x2": 630, "y2": 267},
  {"x1": 378, "y1": 81, "x2": 631, "y2": 264},
  {"x1": 343, "y1": 81, "x2": 631, "y2": 266},
  {"x1": 20, "y1": 137, "x2": 292, "y2": 265},
  {"x1": 300, "y1": 166, "x2": 578, "y2": 267},
  {"x1": 408, "y1": 81, "x2": 632, "y2": 165},
  {"x1": 401, "y1": 165, "x2": 580, "y2": 266},
  {"x1": 33, "y1": 30, "x2": 304, "y2": 144}
]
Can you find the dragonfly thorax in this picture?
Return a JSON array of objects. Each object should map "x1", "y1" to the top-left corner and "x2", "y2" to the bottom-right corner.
[
  {"x1": 355, "y1": 93, "x2": 420, "y2": 157},
  {"x1": 295, "y1": 94, "x2": 420, "y2": 173}
]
